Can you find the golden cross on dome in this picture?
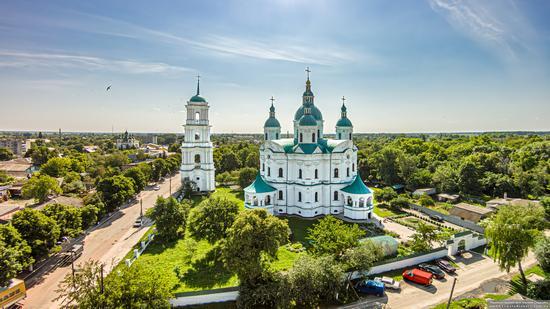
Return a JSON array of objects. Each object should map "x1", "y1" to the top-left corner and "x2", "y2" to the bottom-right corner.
[{"x1": 305, "y1": 67, "x2": 311, "y2": 80}]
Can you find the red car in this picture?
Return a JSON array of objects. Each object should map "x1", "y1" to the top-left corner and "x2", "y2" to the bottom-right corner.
[{"x1": 403, "y1": 268, "x2": 433, "y2": 286}]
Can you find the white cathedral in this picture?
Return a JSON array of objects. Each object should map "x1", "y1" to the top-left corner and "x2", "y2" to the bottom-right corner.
[
  {"x1": 244, "y1": 70, "x2": 374, "y2": 220},
  {"x1": 180, "y1": 77, "x2": 216, "y2": 193}
]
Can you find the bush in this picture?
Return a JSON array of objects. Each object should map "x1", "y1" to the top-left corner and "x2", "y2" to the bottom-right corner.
[
  {"x1": 377, "y1": 187, "x2": 397, "y2": 202},
  {"x1": 418, "y1": 194, "x2": 435, "y2": 206},
  {"x1": 527, "y1": 279, "x2": 550, "y2": 300},
  {"x1": 390, "y1": 196, "x2": 410, "y2": 209}
]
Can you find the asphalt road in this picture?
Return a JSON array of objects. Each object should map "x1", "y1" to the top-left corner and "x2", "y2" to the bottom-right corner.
[{"x1": 22, "y1": 173, "x2": 181, "y2": 309}]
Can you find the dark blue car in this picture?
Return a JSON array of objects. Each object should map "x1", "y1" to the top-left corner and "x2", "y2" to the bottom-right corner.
[{"x1": 354, "y1": 280, "x2": 385, "y2": 297}]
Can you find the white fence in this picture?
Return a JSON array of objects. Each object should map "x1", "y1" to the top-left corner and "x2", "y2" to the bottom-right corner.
[{"x1": 125, "y1": 233, "x2": 155, "y2": 267}]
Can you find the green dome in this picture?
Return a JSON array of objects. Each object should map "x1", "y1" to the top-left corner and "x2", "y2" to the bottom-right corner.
[
  {"x1": 264, "y1": 117, "x2": 281, "y2": 128},
  {"x1": 336, "y1": 117, "x2": 353, "y2": 127},
  {"x1": 189, "y1": 95, "x2": 206, "y2": 103},
  {"x1": 299, "y1": 114, "x2": 318, "y2": 126},
  {"x1": 303, "y1": 89, "x2": 314, "y2": 96},
  {"x1": 294, "y1": 105, "x2": 323, "y2": 121}
]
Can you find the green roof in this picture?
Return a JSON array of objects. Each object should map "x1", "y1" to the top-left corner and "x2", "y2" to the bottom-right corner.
[
  {"x1": 294, "y1": 105, "x2": 323, "y2": 121},
  {"x1": 293, "y1": 143, "x2": 318, "y2": 154},
  {"x1": 264, "y1": 117, "x2": 281, "y2": 128},
  {"x1": 270, "y1": 138, "x2": 345, "y2": 154},
  {"x1": 298, "y1": 114, "x2": 318, "y2": 126},
  {"x1": 244, "y1": 173, "x2": 276, "y2": 193},
  {"x1": 189, "y1": 95, "x2": 206, "y2": 103},
  {"x1": 341, "y1": 175, "x2": 372, "y2": 195},
  {"x1": 336, "y1": 117, "x2": 353, "y2": 127}
]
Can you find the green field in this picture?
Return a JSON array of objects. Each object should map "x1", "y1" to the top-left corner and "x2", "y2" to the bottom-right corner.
[{"x1": 130, "y1": 187, "x2": 303, "y2": 294}]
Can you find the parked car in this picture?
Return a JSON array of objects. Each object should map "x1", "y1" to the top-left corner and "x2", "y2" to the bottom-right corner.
[
  {"x1": 436, "y1": 259, "x2": 457, "y2": 273},
  {"x1": 133, "y1": 218, "x2": 142, "y2": 228},
  {"x1": 374, "y1": 276, "x2": 401, "y2": 290},
  {"x1": 418, "y1": 263, "x2": 446, "y2": 279},
  {"x1": 431, "y1": 215, "x2": 444, "y2": 222},
  {"x1": 153, "y1": 185, "x2": 161, "y2": 191},
  {"x1": 402, "y1": 269, "x2": 433, "y2": 286},
  {"x1": 354, "y1": 280, "x2": 385, "y2": 296}
]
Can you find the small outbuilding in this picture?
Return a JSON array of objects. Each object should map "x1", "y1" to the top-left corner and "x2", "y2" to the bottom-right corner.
[
  {"x1": 412, "y1": 188, "x2": 436, "y2": 196},
  {"x1": 450, "y1": 203, "x2": 494, "y2": 223},
  {"x1": 486, "y1": 198, "x2": 540, "y2": 210},
  {"x1": 436, "y1": 193, "x2": 460, "y2": 203}
]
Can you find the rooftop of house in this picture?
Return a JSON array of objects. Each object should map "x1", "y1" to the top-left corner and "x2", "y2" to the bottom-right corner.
[{"x1": 452, "y1": 202, "x2": 494, "y2": 215}]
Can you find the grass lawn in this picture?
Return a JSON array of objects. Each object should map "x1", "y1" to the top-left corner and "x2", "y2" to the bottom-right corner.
[
  {"x1": 130, "y1": 187, "x2": 303, "y2": 294},
  {"x1": 283, "y1": 216, "x2": 320, "y2": 246},
  {"x1": 373, "y1": 204, "x2": 399, "y2": 217}
]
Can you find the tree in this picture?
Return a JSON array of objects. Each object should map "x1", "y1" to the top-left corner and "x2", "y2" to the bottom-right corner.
[
  {"x1": 62, "y1": 171, "x2": 85, "y2": 194},
  {"x1": 0, "y1": 170, "x2": 14, "y2": 186},
  {"x1": 245, "y1": 152, "x2": 260, "y2": 168},
  {"x1": 55, "y1": 260, "x2": 171, "y2": 308},
  {"x1": 28, "y1": 146, "x2": 58, "y2": 165},
  {"x1": 485, "y1": 204, "x2": 545, "y2": 287},
  {"x1": 432, "y1": 163, "x2": 460, "y2": 193},
  {"x1": 390, "y1": 195, "x2": 410, "y2": 209},
  {"x1": 11, "y1": 208, "x2": 60, "y2": 261},
  {"x1": 219, "y1": 150, "x2": 240, "y2": 173},
  {"x1": 148, "y1": 197, "x2": 190, "y2": 241},
  {"x1": 80, "y1": 204, "x2": 99, "y2": 230},
  {"x1": 307, "y1": 216, "x2": 365, "y2": 258},
  {"x1": 541, "y1": 197, "x2": 550, "y2": 222},
  {"x1": 215, "y1": 171, "x2": 233, "y2": 186},
  {"x1": 22, "y1": 174, "x2": 62, "y2": 203},
  {"x1": 377, "y1": 187, "x2": 397, "y2": 202},
  {"x1": 458, "y1": 158, "x2": 482, "y2": 194},
  {"x1": 341, "y1": 240, "x2": 383, "y2": 273},
  {"x1": 96, "y1": 175, "x2": 135, "y2": 212},
  {"x1": 123, "y1": 167, "x2": 147, "y2": 192},
  {"x1": 0, "y1": 147, "x2": 14, "y2": 161},
  {"x1": 42, "y1": 203, "x2": 82, "y2": 238},
  {"x1": 151, "y1": 158, "x2": 168, "y2": 181},
  {"x1": 238, "y1": 167, "x2": 257, "y2": 189},
  {"x1": 534, "y1": 236, "x2": 550, "y2": 274},
  {"x1": 41, "y1": 157, "x2": 73, "y2": 177},
  {"x1": 0, "y1": 225, "x2": 33, "y2": 287},
  {"x1": 222, "y1": 209, "x2": 289, "y2": 286},
  {"x1": 188, "y1": 197, "x2": 240, "y2": 243},
  {"x1": 288, "y1": 254, "x2": 345, "y2": 307},
  {"x1": 418, "y1": 194, "x2": 435, "y2": 207},
  {"x1": 410, "y1": 222, "x2": 439, "y2": 252}
]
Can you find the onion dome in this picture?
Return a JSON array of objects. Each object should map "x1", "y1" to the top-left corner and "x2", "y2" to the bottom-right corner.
[
  {"x1": 299, "y1": 114, "x2": 318, "y2": 126},
  {"x1": 294, "y1": 105, "x2": 323, "y2": 121},
  {"x1": 264, "y1": 102, "x2": 281, "y2": 128},
  {"x1": 336, "y1": 97, "x2": 353, "y2": 127},
  {"x1": 189, "y1": 75, "x2": 206, "y2": 103}
]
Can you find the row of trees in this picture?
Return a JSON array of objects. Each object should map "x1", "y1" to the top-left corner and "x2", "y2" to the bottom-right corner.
[{"x1": 357, "y1": 135, "x2": 549, "y2": 198}]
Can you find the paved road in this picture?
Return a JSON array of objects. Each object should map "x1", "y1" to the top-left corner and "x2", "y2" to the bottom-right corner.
[
  {"x1": 353, "y1": 251, "x2": 537, "y2": 309},
  {"x1": 23, "y1": 173, "x2": 181, "y2": 309}
]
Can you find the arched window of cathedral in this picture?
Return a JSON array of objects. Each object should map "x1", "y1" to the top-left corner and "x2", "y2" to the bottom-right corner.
[
  {"x1": 195, "y1": 111, "x2": 200, "y2": 120},
  {"x1": 334, "y1": 168, "x2": 339, "y2": 178},
  {"x1": 276, "y1": 133, "x2": 279, "y2": 139},
  {"x1": 347, "y1": 167, "x2": 350, "y2": 177},
  {"x1": 298, "y1": 192, "x2": 302, "y2": 202},
  {"x1": 266, "y1": 195, "x2": 271, "y2": 205},
  {"x1": 349, "y1": 133, "x2": 352, "y2": 140},
  {"x1": 315, "y1": 192, "x2": 318, "y2": 202},
  {"x1": 278, "y1": 190, "x2": 283, "y2": 200},
  {"x1": 352, "y1": 163, "x2": 355, "y2": 172},
  {"x1": 299, "y1": 133, "x2": 303, "y2": 143},
  {"x1": 334, "y1": 191, "x2": 339, "y2": 200},
  {"x1": 195, "y1": 133, "x2": 200, "y2": 141},
  {"x1": 265, "y1": 133, "x2": 268, "y2": 140},
  {"x1": 267, "y1": 167, "x2": 271, "y2": 176},
  {"x1": 194, "y1": 154, "x2": 201, "y2": 163},
  {"x1": 298, "y1": 169, "x2": 302, "y2": 179},
  {"x1": 317, "y1": 129, "x2": 320, "y2": 138},
  {"x1": 314, "y1": 169, "x2": 318, "y2": 179},
  {"x1": 262, "y1": 163, "x2": 265, "y2": 171},
  {"x1": 338, "y1": 133, "x2": 342, "y2": 139},
  {"x1": 312, "y1": 133, "x2": 316, "y2": 143},
  {"x1": 278, "y1": 168, "x2": 283, "y2": 178}
]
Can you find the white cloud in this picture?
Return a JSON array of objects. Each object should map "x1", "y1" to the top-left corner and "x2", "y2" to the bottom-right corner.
[
  {"x1": 428, "y1": 0, "x2": 535, "y2": 60},
  {"x1": 0, "y1": 50, "x2": 191, "y2": 74}
]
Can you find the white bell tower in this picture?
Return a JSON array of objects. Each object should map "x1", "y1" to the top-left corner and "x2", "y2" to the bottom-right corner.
[{"x1": 180, "y1": 75, "x2": 215, "y2": 193}]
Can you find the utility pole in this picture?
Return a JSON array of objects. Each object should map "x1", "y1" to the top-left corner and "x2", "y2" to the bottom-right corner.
[
  {"x1": 100, "y1": 264, "x2": 104, "y2": 294},
  {"x1": 140, "y1": 199, "x2": 143, "y2": 218},
  {"x1": 169, "y1": 177, "x2": 172, "y2": 196},
  {"x1": 446, "y1": 277, "x2": 457, "y2": 309}
]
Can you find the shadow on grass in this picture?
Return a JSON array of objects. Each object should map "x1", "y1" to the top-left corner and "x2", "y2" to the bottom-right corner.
[
  {"x1": 178, "y1": 245, "x2": 235, "y2": 289},
  {"x1": 143, "y1": 237, "x2": 179, "y2": 255}
]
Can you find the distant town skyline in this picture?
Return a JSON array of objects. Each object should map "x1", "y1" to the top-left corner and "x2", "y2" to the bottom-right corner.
[{"x1": 1, "y1": 0, "x2": 549, "y2": 133}]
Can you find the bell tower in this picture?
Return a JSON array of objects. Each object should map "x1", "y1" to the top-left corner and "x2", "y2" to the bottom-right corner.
[{"x1": 180, "y1": 75, "x2": 216, "y2": 193}]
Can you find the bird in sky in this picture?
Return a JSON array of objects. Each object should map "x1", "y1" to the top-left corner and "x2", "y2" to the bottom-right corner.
[{"x1": 106, "y1": 85, "x2": 111, "y2": 91}]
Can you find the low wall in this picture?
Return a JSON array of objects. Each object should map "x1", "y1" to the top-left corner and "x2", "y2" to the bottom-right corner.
[{"x1": 409, "y1": 204, "x2": 485, "y2": 234}]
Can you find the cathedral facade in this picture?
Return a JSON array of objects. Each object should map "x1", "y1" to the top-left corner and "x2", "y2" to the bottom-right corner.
[
  {"x1": 244, "y1": 71, "x2": 374, "y2": 220},
  {"x1": 180, "y1": 77, "x2": 215, "y2": 193}
]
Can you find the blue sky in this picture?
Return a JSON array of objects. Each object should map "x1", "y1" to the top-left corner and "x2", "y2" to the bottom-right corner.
[{"x1": 1, "y1": 0, "x2": 549, "y2": 133}]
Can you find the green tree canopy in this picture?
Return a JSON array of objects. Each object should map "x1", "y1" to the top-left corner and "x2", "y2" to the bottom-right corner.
[
  {"x1": 96, "y1": 175, "x2": 135, "y2": 212},
  {"x1": 123, "y1": 167, "x2": 147, "y2": 192},
  {"x1": 188, "y1": 196, "x2": 240, "y2": 243},
  {"x1": 0, "y1": 147, "x2": 14, "y2": 161},
  {"x1": 22, "y1": 174, "x2": 63, "y2": 203},
  {"x1": 307, "y1": 216, "x2": 365, "y2": 258},
  {"x1": 148, "y1": 197, "x2": 190, "y2": 241},
  {"x1": 222, "y1": 209, "x2": 289, "y2": 286},
  {"x1": 11, "y1": 208, "x2": 60, "y2": 261},
  {"x1": 0, "y1": 224, "x2": 33, "y2": 287},
  {"x1": 485, "y1": 204, "x2": 545, "y2": 287},
  {"x1": 238, "y1": 167, "x2": 257, "y2": 189},
  {"x1": 42, "y1": 203, "x2": 82, "y2": 238}
]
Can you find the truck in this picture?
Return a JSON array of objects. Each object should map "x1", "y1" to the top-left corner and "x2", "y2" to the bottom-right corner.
[
  {"x1": 402, "y1": 268, "x2": 433, "y2": 286},
  {"x1": 0, "y1": 279, "x2": 26, "y2": 308}
]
